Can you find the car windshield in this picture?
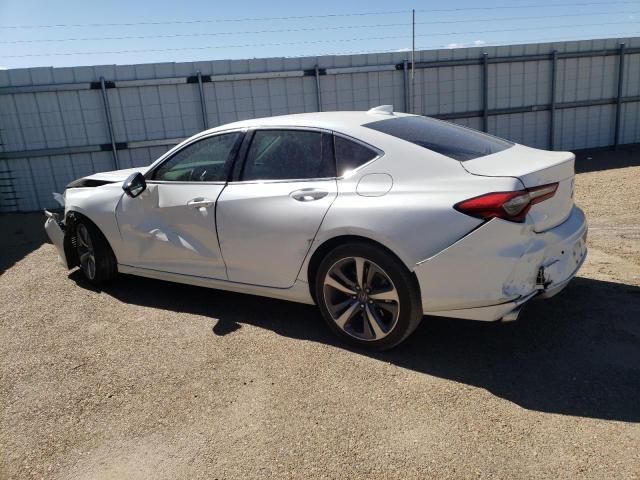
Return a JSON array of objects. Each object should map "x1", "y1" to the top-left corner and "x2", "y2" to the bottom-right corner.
[{"x1": 363, "y1": 115, "x2": 513, "y2": 161}]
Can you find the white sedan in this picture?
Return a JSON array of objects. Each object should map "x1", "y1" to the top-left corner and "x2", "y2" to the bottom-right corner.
[{"x1": 45, "y1": 106, "x2": 587, "y2": 350}]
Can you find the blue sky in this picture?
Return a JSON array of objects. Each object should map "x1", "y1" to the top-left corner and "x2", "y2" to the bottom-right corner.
[{"x1": 0, "y1": 0, "x2": 638, "y2": 69}]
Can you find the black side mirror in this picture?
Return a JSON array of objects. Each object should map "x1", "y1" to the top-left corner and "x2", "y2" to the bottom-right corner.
[{"x1": 122, "y1": 172, "x2": 147, "y2": 198}]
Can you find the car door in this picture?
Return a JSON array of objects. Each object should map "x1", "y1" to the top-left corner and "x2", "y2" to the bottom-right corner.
[
  {"x1": 115, "y1": 131, "x2": 243, "y2": 279},
  {"x1": 216, "y1": 128, "x2": 338, "y2": 288}
]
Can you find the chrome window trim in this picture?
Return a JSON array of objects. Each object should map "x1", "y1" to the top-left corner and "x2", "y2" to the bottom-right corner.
[
  {"x1": 144, "y1": 125, "x2": 387, "y2": 185},
  {"x1": 146, "y1": 180, "x2": 227, "y2": 186},
  {"x1": 226, "y1": 177, "x2": 337, "y2": 186}
]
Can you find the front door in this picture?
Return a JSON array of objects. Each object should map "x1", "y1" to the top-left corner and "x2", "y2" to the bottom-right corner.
[
  {"x1": 115, "y1": 131, "x2": 243, "y2": 279},
  {"x1": 217, "y1": 128, "x2": 337, "y2": 288}
]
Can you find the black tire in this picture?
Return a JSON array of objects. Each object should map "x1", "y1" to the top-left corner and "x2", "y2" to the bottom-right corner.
[
  {"x1": 74, "y1": 218, "x2": 118, "y2": 285},
  {"x1": 315, "y1": 242, "x2": 423, "y2": 351}
]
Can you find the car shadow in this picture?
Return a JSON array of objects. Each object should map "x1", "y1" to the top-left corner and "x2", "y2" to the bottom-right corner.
[
  {"x1": 0, "y1": 212, "x2": 48, "y2": 275},
  {"x1": 574, "y1": 145, "x2": 640, "y2": 173},
  {"x1": 70, "y1": 270, "x2": 640, "y2": 423}
]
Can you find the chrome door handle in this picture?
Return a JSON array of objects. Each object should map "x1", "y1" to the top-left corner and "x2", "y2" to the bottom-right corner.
[
  {"x1": 187, "y1": 198, "x2": 215, "y2": 208},
  {"x1": 290, "y1": 189, "x2": 328, "y2": 202}
]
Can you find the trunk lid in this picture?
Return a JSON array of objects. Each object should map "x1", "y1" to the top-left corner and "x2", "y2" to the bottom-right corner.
[{"x1": 461, "y1": 144, "x2": 575, "y2": 232}]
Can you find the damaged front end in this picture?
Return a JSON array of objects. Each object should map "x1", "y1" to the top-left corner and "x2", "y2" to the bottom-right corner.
[
  {"x1": 44, "y1": 210, "x2": 69, "y2": 268},
  {"x1": 44, "y1": 208, "x2": 80, "y2": 270}
]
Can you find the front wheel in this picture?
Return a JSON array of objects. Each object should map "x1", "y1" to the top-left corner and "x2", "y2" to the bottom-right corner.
[
  {"x1": 315, "y1": 243, "x2": 423, "y2": 351},
  {"x1": 74, "y1": 219, "x2": 118, "y2": 285}
]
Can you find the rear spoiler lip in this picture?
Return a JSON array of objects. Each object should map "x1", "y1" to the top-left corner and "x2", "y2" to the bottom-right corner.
[{"x1": 459, "y1": 144, "x2": 575, "y2": 187}]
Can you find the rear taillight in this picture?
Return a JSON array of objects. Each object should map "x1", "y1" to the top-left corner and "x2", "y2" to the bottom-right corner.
[{"x1": 454, "y1": 183, "x2": 558, "y2": 223}]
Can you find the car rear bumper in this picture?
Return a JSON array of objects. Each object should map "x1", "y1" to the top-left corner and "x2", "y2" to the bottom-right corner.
[
  {"x1": 44, "y1": 210, "x2": 69, "y2": 269},
  {"x1": 415, "y1": 206, "x2": 587, "y2": 321}
]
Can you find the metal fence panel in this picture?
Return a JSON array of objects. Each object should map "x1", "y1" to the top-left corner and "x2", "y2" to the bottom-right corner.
[
  {"x1": 2, "y1": 37, "x2": 640, "y2": 212},
  {"x1": 490, "y1": 111, "x2": 551, "y2": 149},
  {"x1": 556, "y1": 104, "x2": 617, "y2": 150},
  {"x1": 621, "y1": 102, "x2": 640, "y2": 145}
]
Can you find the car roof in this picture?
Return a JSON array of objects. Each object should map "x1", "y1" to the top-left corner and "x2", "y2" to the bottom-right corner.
[{"x1": 203, "y1": 109, "x2": 414, "y2": 135}]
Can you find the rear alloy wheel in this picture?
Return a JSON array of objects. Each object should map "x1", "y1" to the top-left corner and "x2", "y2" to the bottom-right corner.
[
  {"x1": 74, "y1": 218, "x2": 118, "y2": 285},
  {"x1": 324, "y1": 257, "x2": 400, "y2": 341},
  {"x1": 316, "y1": 243, "x2": 422, "y2": 350}
]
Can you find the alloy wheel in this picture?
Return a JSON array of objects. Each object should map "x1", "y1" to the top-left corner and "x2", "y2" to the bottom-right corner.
[
  {"x1": 323, "y1": 256, "x2": 400, "y2": 341},
  {"x1": 76, "y1": 224, "x2": 96, "y2": 280}
]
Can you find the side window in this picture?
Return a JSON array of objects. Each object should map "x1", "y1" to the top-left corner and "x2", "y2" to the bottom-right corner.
[
  {"x1": 241, "y1": 130, "x2": 335, "y2": 181},
  {"x1": 334, "y1": 135, "x2": 378, "y2": 176},
  {"x1": 152, "y1": 132, "x2": 241, "y2": 182}
]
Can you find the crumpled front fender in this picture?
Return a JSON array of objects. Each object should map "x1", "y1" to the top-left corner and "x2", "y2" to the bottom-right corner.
[{"x1": 44, "y1": 211, "x2": 69, "y2": 268}]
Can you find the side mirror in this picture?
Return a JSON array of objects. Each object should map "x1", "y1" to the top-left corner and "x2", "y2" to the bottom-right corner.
[{"x1": 122, "y1": 172, "x2": 147, "y2": 198}]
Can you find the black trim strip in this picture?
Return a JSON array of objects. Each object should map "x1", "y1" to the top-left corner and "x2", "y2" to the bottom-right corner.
[
  {"x1": 99, "y1": 142, "x2": 127, "y2": 151},
  {"x1": 90, "y1": 80, "x2": 115, "y2": 89},
  {"x1": 187, "y1": 75, "x2": 212, "y2": 83}
]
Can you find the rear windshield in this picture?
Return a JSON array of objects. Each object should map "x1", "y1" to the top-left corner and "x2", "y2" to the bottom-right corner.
[{"x1": 363, "y1": 116, "x2": 513, "y2": 161}]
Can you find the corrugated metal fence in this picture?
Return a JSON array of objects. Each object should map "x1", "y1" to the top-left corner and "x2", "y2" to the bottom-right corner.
[{"x1": 1, "y1": 36, "x2": 639, "y2": 212}]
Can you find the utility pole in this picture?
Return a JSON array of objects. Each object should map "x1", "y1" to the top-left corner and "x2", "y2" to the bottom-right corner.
[{"x1": 411, "y1": 8, "x2": 415, "y2": 114}]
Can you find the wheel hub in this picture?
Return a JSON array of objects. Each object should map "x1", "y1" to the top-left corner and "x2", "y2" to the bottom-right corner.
[
  {"x1": 356, "y1": 291, "x2": 368, "y2": 304},
  {"x1": 322, "y1": 256, "x2": 400, "y2": 342}
]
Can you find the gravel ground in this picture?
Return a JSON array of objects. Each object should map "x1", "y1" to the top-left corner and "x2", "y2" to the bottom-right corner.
[{"x1": 1, "y1": 147, "x2": 639, "y2": 479}]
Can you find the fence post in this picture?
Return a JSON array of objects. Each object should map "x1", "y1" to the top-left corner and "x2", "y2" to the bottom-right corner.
[
  {"x1": 197, "y1": 71, "x2": 209, "y2": 130},
  {"x1": 614, "y1": 42, "x2": 626, "y2": 150},
  {"x1": 550, "y1": 50, "x2": 558, "y2": 150},
  {"x1": 482, "y1": 53, "x2": 489, "y2": 132},
  {"x1": 314, "y1": 65, "x2": 323, "y2": 112},
  {"x1": 403, "y1": 60, "x2": 409, "y2": 113},
  {"x1": 99, "y1": 77, "x2": 119, "y2": 170}
]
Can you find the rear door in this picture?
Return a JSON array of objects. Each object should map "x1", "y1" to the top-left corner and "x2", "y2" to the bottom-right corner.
[
  {"x1": 116, "y1": 131, "x2": 243, "y2": 278},
  {"x1": 216, "y1": 128, "x2": 337, "y2": 288}
]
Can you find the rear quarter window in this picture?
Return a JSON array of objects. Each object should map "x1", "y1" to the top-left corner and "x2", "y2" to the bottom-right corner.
[
  {"x1": 334, "y1": 136, "x2": 378, "y2": 176},
  {"x1": 363, "y1": 116, "x2": 513, "y2": 161}
]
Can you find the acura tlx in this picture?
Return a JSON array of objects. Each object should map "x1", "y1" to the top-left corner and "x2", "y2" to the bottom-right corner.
[{"x1": 44, "y1": 105, "x2": 587, "y2": 350}]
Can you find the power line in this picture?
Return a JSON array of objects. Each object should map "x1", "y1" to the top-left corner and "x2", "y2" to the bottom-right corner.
[
  {"x1": 0, "y1": 23, "x2": 409, "y2": 45},
  {"x1": 414, "y1": 21, "x2": 640, "y2": 39},
  {"x1": 1, "y1": 35, "x2": 412, "y2": 58},
  {"x1": 419, "y1": 32, "x2": 640, "y2": 51},
  {"x1": 3, "y1": 20, "x2": 637, "y2": 58},
  {"x1": 0, "y1": 10, "x2": 410, "y2": 29},
  {"x1": 416, "y1": 1, "x2": 639, "y2": 13},
  {"x1": 2, "y1": 10, "x2": 636, "y2": 45},
  {"x1": 418, "y1": 10, "x2": 638, "y2": 26},
  {"x1": 302, "y1": 32, "x2": 640, "y2": 57},
  {"x1": 0, "y1": 1, "x2": 637, "y2": 29}
]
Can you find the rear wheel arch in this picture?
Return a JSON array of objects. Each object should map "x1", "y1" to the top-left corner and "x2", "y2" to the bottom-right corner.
[{"x1": 307, "y1": 234, "x2": 421, "y2": 304}]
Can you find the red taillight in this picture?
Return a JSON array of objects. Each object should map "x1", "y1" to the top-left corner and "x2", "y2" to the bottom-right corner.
[{"x1": 454, "y1": 183, "x2": 558, "y2": 223}]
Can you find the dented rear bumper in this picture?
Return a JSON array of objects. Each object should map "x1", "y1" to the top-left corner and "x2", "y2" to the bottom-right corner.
[
  {"x1": 415, "y1": 206, "x2": 587, "y2": 321},
  {"x1": 44, "y1": 210, "x2": 69, "y2": 268}
]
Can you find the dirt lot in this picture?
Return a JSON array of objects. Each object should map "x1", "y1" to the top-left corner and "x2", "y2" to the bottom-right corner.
[{"x1": 1, "y1": 147, "x2": 639, "y2": 479}]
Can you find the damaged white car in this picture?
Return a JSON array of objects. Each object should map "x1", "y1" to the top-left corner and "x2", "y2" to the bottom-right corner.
[{"x1": 45, "y1": 107, "x2": 587, "y2": 350}]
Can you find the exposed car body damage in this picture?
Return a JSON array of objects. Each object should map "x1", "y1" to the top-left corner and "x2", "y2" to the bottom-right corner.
[
  {"x1": 44, "y1": 108, "x2": 587, "y2": 349},
  {"x1": 416, "y1": 206, "x2": 587, "y2": 320},
  {"x1": 66, "y1": 178, "x2": 116, "y2": 189},
  {"x1": 44, "y1": 211, "x2": 68, "y2": 268}
]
